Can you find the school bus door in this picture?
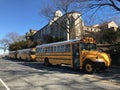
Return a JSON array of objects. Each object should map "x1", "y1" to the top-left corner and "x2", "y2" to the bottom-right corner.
[{"x1": 72, "y1": 43, "x2": 80, "y2": 69}]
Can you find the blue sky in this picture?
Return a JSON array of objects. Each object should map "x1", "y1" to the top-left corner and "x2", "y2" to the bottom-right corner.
[
  {"x1": 0, "y1": 0, "x2": 51, "y2": 39},
  {"x1": 0, "y1": 0, "x2": 53, "y2": 54}
]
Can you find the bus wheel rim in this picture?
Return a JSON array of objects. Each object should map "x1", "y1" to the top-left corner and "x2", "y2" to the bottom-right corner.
[{"x1": 86, "y1": 64, "x2": 93, "y2": 72}]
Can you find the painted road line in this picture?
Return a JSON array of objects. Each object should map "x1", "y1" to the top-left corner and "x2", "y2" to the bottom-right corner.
[{"x1": 0, "y1": 78, "x2": 10, "y2": 90}]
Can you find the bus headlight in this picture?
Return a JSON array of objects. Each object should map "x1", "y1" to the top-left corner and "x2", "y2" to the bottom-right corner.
[{"x1": 96, "y1": 59, "x2": 103, "y2": 62}]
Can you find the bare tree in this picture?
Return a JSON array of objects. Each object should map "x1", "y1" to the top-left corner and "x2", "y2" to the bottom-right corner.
[
  {"x1": 78, "y1": 0, "x2": 120, "y2": 25},
  {"x1": 0, "y1": 38, "x2": 9, "y2": 55},
  {"x1": 40, "y1": 4, "x2": 55, "y2": 21},
  {"x1": 5, "y1": 32, "x2": 25, "y2": 44},
  {"x1": 54, "y1": 0, "x2": 79, "y2": 13},
  {"x1": 91, "y1": 0, "x2": 120, "y2": 11},
  {"x1": 40, "y1": 0, "x2": 84, "y2": 40},
  {"x1": 0, "y1": 32, "x2": 25, "y2": 55},
  {"x1": 54, "y1": 0, "x2": 80, "y2": 40}
]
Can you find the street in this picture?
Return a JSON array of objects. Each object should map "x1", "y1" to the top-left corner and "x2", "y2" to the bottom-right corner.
[{"x1": 0, "y1": 58, "x2": 120, "y2": 90}]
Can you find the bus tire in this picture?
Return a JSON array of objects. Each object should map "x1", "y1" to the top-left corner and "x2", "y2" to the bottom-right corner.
[
  {"x1": 84, "y1": 61, "x2": 96, "y2": 74},
  {"x1": 9, "y1": 57, "x2": 11, "y2": 59},
  {"x1": 26, "y1": 57, "x2": 30, "y2": 61},
  {"x1": 44, "y1": 58, "x2": 50, "y2": 66},
  {"x1": 19, "y1": 57, "x2": 21, "y2": 60}
]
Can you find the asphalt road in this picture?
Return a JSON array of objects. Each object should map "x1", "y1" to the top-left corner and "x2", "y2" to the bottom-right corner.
[{"x1": 0, "y1": 58, "x2": 120, "y2": 90}]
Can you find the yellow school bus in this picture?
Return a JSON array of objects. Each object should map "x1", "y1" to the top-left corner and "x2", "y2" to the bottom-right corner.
[
  {"x1": 9, "y1": 51, "x2": 17, "y2": 59},
  {"x1": 36, "y1": 37, "x2": 111, "y2": 73},
  {"x1": 17, "y1": 48, "x2": 36, "y2": 61}
]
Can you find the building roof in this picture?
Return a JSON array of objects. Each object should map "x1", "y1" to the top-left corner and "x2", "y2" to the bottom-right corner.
[{"x1": 93, "y1": 21, "x2": 118, "y2": 28}]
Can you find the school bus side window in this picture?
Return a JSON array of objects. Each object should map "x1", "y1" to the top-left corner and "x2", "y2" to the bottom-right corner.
[
  {"x1": 65, "y1": 44, "x2": 70, "y2": 52},
  {"x1": 36, "y1": 48, "x2": 40, "y2": 53},
  {"x1": 61, "y1": 45, "x2": 65, "y2": 52},
  {"x1": 53, "y1": 46, "x2": 56, "y2": 52},
  {"x1": 50, "y1": 47, "x2": 53, "y2": 52},
  {"x1": 45, "y1": 47, "x2": 48, "y2": 52},
  {"x1": 36, "y1": 49, "x2": 38, "y2": 53},
  {"x1": 57, "y1": 46, "x2": 60, "y2": 52},
  {"x1": 40, "y1": 48, "x2": 43, "y2": 52},
  {"x1": 47, "y1": 47, "x2": 53, "y2": 52}
]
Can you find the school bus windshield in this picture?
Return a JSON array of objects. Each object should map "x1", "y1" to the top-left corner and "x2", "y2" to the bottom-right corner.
[
  {"x1": 80, "y1": 43, "x2": 96, "y2": 50},
  {"x1": 30, "y1": 51, "x2": 36, "y2": 55}
]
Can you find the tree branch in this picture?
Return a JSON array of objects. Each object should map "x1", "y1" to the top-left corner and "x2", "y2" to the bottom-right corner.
[
  {"x1": 117, "y1": 0, "x2": 120, "y2": 2},
  {"x1": 109, "y1": 0, "x2": 120, "y2": 11},
  {"x1": 94, "y1": 0, "x2": 120, "y2": 11}
]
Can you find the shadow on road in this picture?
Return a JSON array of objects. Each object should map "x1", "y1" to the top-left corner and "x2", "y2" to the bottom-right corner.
[
  {"x1": 95, "y1": 68, "x2": 120, "y2": 83},
  {"x1": 5, "y1": 58, "x2": 86, "y2": 74},
  {"x1": 5, "y1": 58, "x2": 120, "y2": 84}
]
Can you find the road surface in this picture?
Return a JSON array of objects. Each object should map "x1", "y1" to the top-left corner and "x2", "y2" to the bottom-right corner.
[{"x1": 0, "y1": 58, "x2": 120, "y2": 90}]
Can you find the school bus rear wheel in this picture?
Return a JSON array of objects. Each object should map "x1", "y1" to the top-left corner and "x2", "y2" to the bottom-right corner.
[{"x1": 44, "y1": 58, "x2": 50, "y2": 66}]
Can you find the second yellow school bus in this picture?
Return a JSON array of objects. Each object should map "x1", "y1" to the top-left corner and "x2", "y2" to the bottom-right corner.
[
  {"x1": 36, "y1": 37, "x2": 111, "y2": 73},
  {"x1": 17, "y1": 48, "x2": 36, "y2": 61}
]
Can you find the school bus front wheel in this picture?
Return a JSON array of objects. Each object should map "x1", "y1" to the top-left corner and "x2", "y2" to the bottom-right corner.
[{"x1": 83, "y1": 61, "x2": 96, "y2": 73}]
